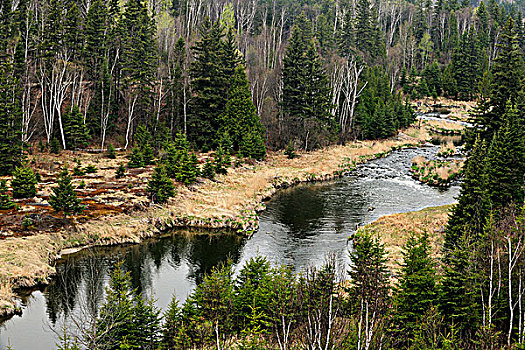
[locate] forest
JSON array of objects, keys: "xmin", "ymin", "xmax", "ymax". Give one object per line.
[{"xmin": 2, "ymin": 0, "xmax": 525, "ymax": 347}]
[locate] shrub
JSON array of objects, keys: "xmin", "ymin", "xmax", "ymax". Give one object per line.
[
  {"xmin": 202, "ymin": 158, "xmax": 215, "ymax": 179},
  {"xmin": 11, "ymin": 165, "xmax": 38, "ymax": 199},
  {"xmin": 106, "ymin": 144, "xmax": 116, "ymax": 159},
  {"xmin": 50, "ymin": 138, "xmax": 60, "ymax": 154},
  {"xmin": 128, "ymin": 147, "xmax": 144, "ymax": 168},
  {"xmin": 147, "ymin": 165, "xmax": 175, "ymax": 204},
  {"xmin": 116, "ymin": 163, "xmax": 126, "ymax": 179},
  {"xmin": 48, "ymin": 167, "xmax": 84, "ymax": 217},
  {"xmin": 84, "ymin": 164, "xmax": 98, "ymax": 174},
  {"xmin": 0, "ymin": 179, "xmax": 15, "ymax": 210},
  {"xmin": 284, "ymin": 141, "xmax": 297, "ymax": 159}
]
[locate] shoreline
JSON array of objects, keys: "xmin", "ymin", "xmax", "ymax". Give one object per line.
[{"xmin": 0, "ymin": 127, "xmax": 430, "ymax": 319}]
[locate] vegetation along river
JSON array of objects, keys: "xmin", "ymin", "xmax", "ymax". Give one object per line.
[{"xmin": 0, "ymin": 145, "xmax": 460, "ymax": 350}]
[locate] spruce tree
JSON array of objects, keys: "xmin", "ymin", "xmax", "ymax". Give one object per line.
[
  {"xmin": 484, "ymin": 103, "xmax": 525, "ymax": 210},
  {"xmin": 281, "ymin": 14, "xmax": 334, "ymax": 150},
  {"xmin": 11, "ymin": 165, "xmax": 37, "ymax": 199},
  {"xmin": 0, "ymin": 63, "xmax": 23, "ymax": 175},
  {"xmin": 451, "ymin": 27, "xmax": 481, "ymax": 100},
  {"xmin": 63, "ymin": 106, "xmax": 89, "ymax": 150},
  {"xmin": 392, "ymin": 232, "xmax": 439, "ymax": 344},
  {"xmin": 128, "ymin": 147, "xmax": 144, "ymax": 168},
  {"xmin": 188, "ymin": 18, "xmax": 235, "ymax": 149},
  {"xmin": 220, "ymin": 65, "xmax": 265, "ymax": 154},
  {"xmin": 115, "ymin": 163, "xmax": 126, "ymax": 179},
  {"xmin": 0, "ymin": 179, "xmax": 15, "ymax": 210},
  {"xmin": 202, "ymin": 158, "xmax": 215, "ymax": 179},
  {"xmin": 146, "ymin": 165, "xmax": 175, "ymax": 204},
  {"xmin": 48, "ymin": 167, "xmax": 84, "ymax": 217},
  {"xmin": 444, "ymin": 136, "xmax": 488, "ymax": 252}
]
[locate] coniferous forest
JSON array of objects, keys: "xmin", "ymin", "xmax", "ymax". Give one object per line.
[{"xmin": 3, "ymin": 0, "xmax": 525, "ymax": 348}]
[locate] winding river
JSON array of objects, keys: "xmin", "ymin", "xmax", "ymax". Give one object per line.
[{"xmin": 0, "ymin": 145, "xmax": 460, "ymax": 350}]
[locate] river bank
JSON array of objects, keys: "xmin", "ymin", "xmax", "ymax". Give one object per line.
[{"xmin": 0, "ymin": 125, "xmax": 436, "ymax": 319}]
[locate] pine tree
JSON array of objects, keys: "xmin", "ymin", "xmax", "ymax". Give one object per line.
[
  {"xmin": 220, "ymin": 65, "xmax": 265, "ymax": 153},
  {"xmin": 48, "ymin": 167, "xmax": 84, "ymax": 217},
  {"xmin": 188, "ymin": 18, "xmax": 235, "ymax": 149},
  {"xmin": 11, "ymin": 165, "xmax": 37, "ymax": 199},
  {"xmin": 392, "ymin": 232, "xmax": 439, "ymax": 344},
  {"xmin": 146, "ymin": 165, "xmax": 175, "ymax": 204},
  {"xmin": 63, "ymin": 106, "xmax": 89, "ymax": 150},
  {"xmin": 484, "ymin": 103, "xmax": 525, "ymax": 210},
  {"xmin": 451, "ymin": 27, "xmax": 481, "ymax": 100},
  {"xmin": 281, "ymin": 14, "xmax": 334, "ymax": 150},
  {"xmin": 0, "ymin": 179, "xmax": 15, "ymax": 210},
  {"xmin": 202, "ymin": 158, "xmax": 215, "ymax": 179},
  {"xmin": 444, "ymin": 136, "xmax": 488, "ymax": 252},
  {"xmin": 0, "ymin": 62, "xmax": 23, "ymax": 175},
  {"xmin": 96, "ymin": 263, "xmax": 162, "ymax": 349},
  {"xmin": 115, "ymin": 163, "xmax": 126, "ymax": 179},
  {"xmin": 107, "ymin": 144, "xmax": 116, "ymax": 159},
  {"xmin": 483, "ymin": 18, "xmax": 524, "ymax": 138},
  {"xmin": 128, "ymin": 147, "xmax": 144, "ymax": 168}
]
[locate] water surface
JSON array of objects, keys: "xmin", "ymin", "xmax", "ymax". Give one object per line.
[{"xmin": 0, "ymin": 146, "xmax": 460, "ymax": 350}]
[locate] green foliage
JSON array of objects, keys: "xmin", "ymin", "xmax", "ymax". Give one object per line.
[
  {"xmin": 116, "ymin": 163, "xmax": 126, "ymax": 179},
  {"xmin": 50, "ymin": 138, "xmax": 61, "ymax": 154},
  {"xmin": 0, "ymin": 62, "xmax": 23, "ymax": 176},
  {"xmin": 11, "ymin": 165, "xmax": 37, "ymax": 199},
  {"xmin": 202, "ymin": 158, "xmax": 215, "ymax": 179},
  {"xmin": 240, "ymin": 130, "xmax": 267, "ymax": 161},
  {"xmin": 84, "ymin": 164, "xmax": 98, "ymax": 174},
  {"xmin": 164, "ymin": 133, "xmax": 198, "ymax": 185},
  {"xmin": 95, "ymin": 263, "xmax": 161, "ymax": 349},
  {"xmin": 106, "ymin": 143, "xmax": 116, "ymax": 159},
  {"xmin": 0, "ymin": 179, "xmax": 15, "ymax": 210},
  {"xmin": 354, "ymin": 66, "xmax": 414, "ymax": 140},
  {"xmin": 63, "ymin": 106, "xmax": 89, "ymax": 150},
  {"xmin": 146, "ymin": 165, "xmax": 175, "ymax": 204},
  {"xmin": 127, "ymin": 147, "xmax": 144, "ymax": 168},
  {"xmin": 281, "ymin": 13, "xmax": 335, "ymax": 151},
  {"xmin": 214, "ymin": 146, "xmax": 228, "ymax": 175},
  {"xmin": 188, "ymin": 17, "xmax": 240, "ymax": 150},
  {"xmin": 142, "ymin": 142, "xmax": 155, "ymax": 165},
  {"xmin": 48, "ymin": 167, "xmax": 84, "ymax": 216},
  {"xmin": 392, "ymin": 232, "xmax": 438, "ymax": 344},
  {"xmin": 284, "ymin": 141, "xmax": 297, "ymax": 159}
]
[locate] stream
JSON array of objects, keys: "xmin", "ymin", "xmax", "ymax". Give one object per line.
[{"xmin": 0, "ymin": 145, "xmax": 460, "ymax": 350}]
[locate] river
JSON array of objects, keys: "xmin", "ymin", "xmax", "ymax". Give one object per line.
[{"xmin": 0, "ymin": 145, "xmax": 460, "ymax": 350}]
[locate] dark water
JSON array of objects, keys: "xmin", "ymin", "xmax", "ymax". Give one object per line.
[{"xmin": 0, "ymin": 146, "xmax": 460, "ymax": 350}]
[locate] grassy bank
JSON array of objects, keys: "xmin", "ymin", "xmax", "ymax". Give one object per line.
[
  {"xmin": 0, "ymin": 125, "xmax": 435, "ymax": 318},
  {"xmin": 355, "ymin": 204, "xmax": 452, "ymax": 270}
]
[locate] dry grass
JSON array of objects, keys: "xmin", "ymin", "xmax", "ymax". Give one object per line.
[
  {"xmin": 357, "ymin": 205, "xmax": 452, "ymax": 270},
  {"xmin": 0, "ymin": 126, "xmax": 431, "ymax": 318},
  {"xmin": 411, "ymin": 156, "xmax": 463, "ymax": 186},
  {"xmin": 437, "ymin": 141, "xmax": 456, "ymax": 157}
]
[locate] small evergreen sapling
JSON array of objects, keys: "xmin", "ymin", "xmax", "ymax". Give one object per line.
[
  {"xmin": 147, "ymin": 165, "xmax": 175, "ymax": 204},
  {"xmin": 48, "ymin": 167, "xmax": 84, "ymax": 217},
  {"xmin": 128, "ymin": 147, "xmax": 144, "ymax": 168},
  {"xmin": 284, "ymin": 141, "xmax": 297, "ymax": 159},
  {"xmin": 50, "ymin": 137, "xmax": 61, "ymax": 154},
  {"xmin": 11, "ymin": 165, "xmax": 38, "ymax": 199},
  {"xmin": 214, "ymin": 146, "xmax": 228, "ymax": 175},
  {"xmin": 106, "ymin": 143, "xmax": 116, "ymax": 159},
  {"xmin": 142, "ymin": 142, "xmax": 155, "ymax": 165},
  {"xmin": 116, "ymin": 163, "xmax": 126, "ymax": 179},
  {"xmin": 202, "ymin": 158, "xmax": 215, "ymax": 179},
  {"xmin": 0, "ymin": 179, "xmax": 15, "ymax": 210}
]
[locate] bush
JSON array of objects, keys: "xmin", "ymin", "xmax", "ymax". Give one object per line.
[
  {"xmin": 106, "ymin": 144, "xmax": 116, "ymax": 159},
  {"xmin": 116, "ymin": 163, "xmax": 126, "ymax": 179},
  {"xmin": 50, "ymin": 138, "xmax": 61, "ymax": 154},
  {"xmin": 214, "ymin": 146, "xmax": 228, "ymax": 175},
  {"xmin": 147, "ymin": 165, "xmax": 175, "ymax": 204},
  {"xmin": 84, "ymin": 164, "xmax": 98, "ymax": 174},
  {"xmin": 11, "ymin": 165, "xmax": 38, "ymax": 199},
  {"xmin": 142, "ymin": 142, "xmax": 155, "ymax": 165},
  {"xmin": 202, "ymin": 158, "xmax": 215, "ymax": 179},
  {"xmin": 0, "ymin": 179, "xmax": 15, "ymax": 210},
  {"xmin": 284, "ymin": 141, "xmax": 297, "ymax": 159},
  {"xmin": 128, "ymin": 147, "xmax": 144, "ymax": 168},
  {"xmin": 48, "ymin": 167, "xmax": 84, "ymax": 217}
]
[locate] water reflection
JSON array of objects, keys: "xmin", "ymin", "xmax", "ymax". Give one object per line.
[{"xmin": 1, "ymin": 146, "xmax": 460, "ymax": 350}]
